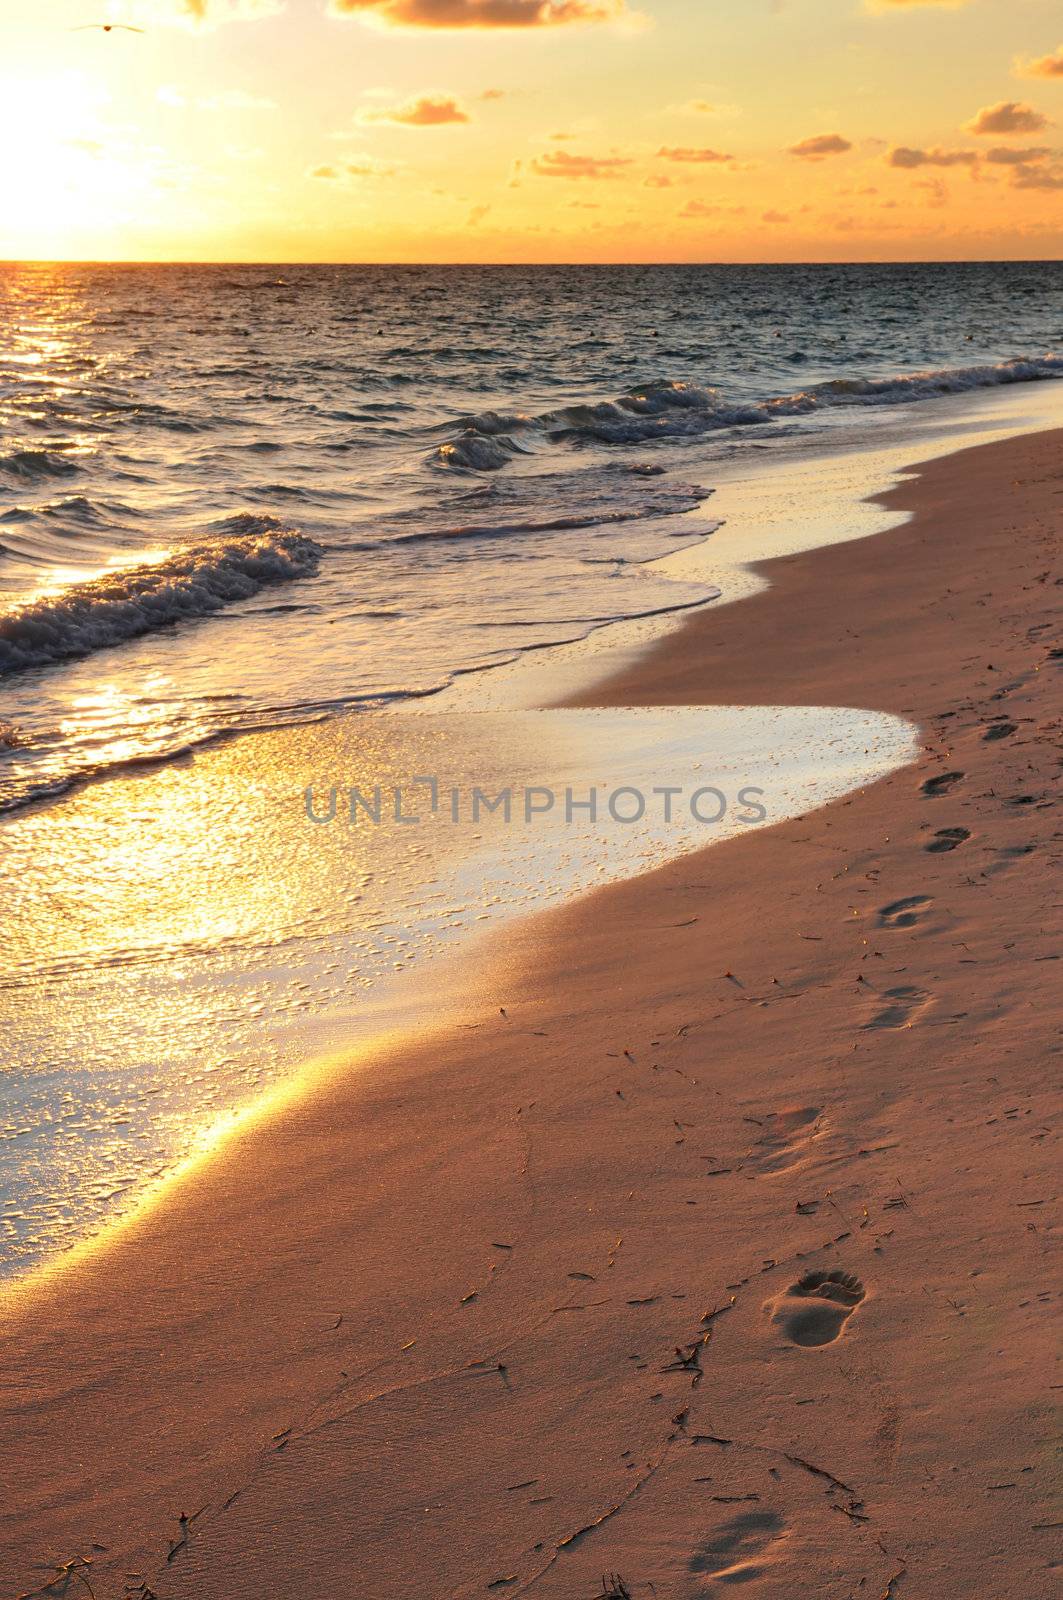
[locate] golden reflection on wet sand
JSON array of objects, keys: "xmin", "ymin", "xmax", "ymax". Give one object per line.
[{"xmin": 1, "ymin": 700, "xmax": 915, "ymax": 1274}]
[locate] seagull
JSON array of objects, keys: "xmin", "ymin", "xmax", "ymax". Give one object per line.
[{"xmin": 71, "ymin": 22, "xmax": 145, "ymax": 31}]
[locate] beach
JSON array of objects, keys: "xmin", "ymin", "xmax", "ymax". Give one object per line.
[{"xmin": 2, "ymin": 422, "xmax": 1059, "ymax": 1599}]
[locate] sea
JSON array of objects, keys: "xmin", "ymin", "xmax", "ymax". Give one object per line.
[
  {"xmin": 2, "ymin": 260, "xmax": 1062, "ymax": 1274},
  {"xmin": 2, "ymin": 260, "xmax": 1062, "ymax": 812}
]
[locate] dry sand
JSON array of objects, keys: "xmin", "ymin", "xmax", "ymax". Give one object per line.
[{"xmin": 2, "ymin": 427, "xmax": 1060, "ymax": 1600}]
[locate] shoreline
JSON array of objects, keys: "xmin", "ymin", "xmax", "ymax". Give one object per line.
[{"xmin": 2, "ymin": 425, "xmax": 1060, "ymax": 1599}]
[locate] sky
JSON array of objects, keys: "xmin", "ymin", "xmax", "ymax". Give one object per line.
[{"xmin": 1, "ymin": 0, "xmax": 1062, "ymax": 261}]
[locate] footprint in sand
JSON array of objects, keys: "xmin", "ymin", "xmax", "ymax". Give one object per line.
[
  {"xmin": 765, "ymin": 1270, "xmax": 866, "ymax": 1348},
  {"xmin": 749, "ymin": 1106, "xmax": 823, "ymax": 1175},
  {"xmin": 986, "ymin": 843, "xmax": 1037, "ymax": 877},
  {"xmin": 877, "ymin": 895, "xmax": 933, "ymax": 929},
  {"xmin": 983, "ymin": 721, "xmax": 1016, "ymax": 742},
  {"xmin": 690, "ymin": 1510, "xmax": 786, "ymax": 1586},
  {"xmin": 921, "ymin": 770, "xmax": 964, "ymax": 797},
  {"xmin": 925, "ymin": 827, "xmax": 970, "ymax": 854},
  {"xmin": 865, "ymin": 984, "xmax": 931, "ymax": 1029}
]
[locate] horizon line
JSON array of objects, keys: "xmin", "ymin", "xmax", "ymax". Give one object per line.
[{"xmin": 2, "ymin": 256, "xmax": 1062, "ymax": 269}]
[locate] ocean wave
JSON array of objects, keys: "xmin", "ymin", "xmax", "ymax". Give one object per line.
[
  {"xmin": 39, "ymin": 495, "xmax": 126, "ymax": 527},
  {"xmin": 450, "ymin": 409, "xmax": 533, "ymax": 436},
  {"xmin": 433, "ymin": 354, "xmax": 1063, "ymax": 466},
  {"xmin": 760, "ymin": 356, "xmax": 1063, "ymax": 417},
  {"xmin": 431, "ymin": 432, "xmax": 528, "ymax": 471},
  {"xmin": 389, "ymin": 482, "xmax": 712, "ymax": 545},
  {"xmin": 547, "ymin": 383, "xmax": 766, "ymax": 444},
  {"xmin": 0, "ymin": 448, "xmax": 82, "ymax": 482},
  {"xmin": 809, "ymin": 354, "xmax": 1063, "ymax": 403},
  {"xmin": 0, "ymin": 515, "xmax": 322, "ymax": 676}
]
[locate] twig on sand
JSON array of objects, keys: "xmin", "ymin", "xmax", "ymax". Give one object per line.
[
  {"xmin": 701, "ymin": 1297, "xmax": 736, "ymax": 1326},
  {"xmin": 19, "ymin": 1557, "xmax": 98, "ymax": 1600},
  {"xmin": 594, "ymin": 1577, "xmax": 632, "ymax": 1599},
  {"xmin": 165, "ymin": 1506, "xmax": 204, "ymax": 1564},
  {"xmin": 879, "ymin": 1552, "xmax": 907, "ymax": 1598},
  {"xmin": 783, "ymin": 1451, "xmax": 857, "ymax": 1497},
  {"xmin": 662, "ymin": 1335, "xmax": 709, "ymax": 1386}
]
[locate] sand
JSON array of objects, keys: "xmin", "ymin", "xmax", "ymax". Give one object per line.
[{"xmin": 2, "ymin": 427, "xmax": 1060, "ymax": 1600}]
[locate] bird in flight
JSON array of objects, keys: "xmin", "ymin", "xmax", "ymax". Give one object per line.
[{"xmin": 71, "ymin": 22, "xmax": 145, "ymax": 31}]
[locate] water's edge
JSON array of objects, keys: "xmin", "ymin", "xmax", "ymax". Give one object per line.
[{"xmin": 13, "ymin": 381, "xmax": 1063, "ymax": 1282}]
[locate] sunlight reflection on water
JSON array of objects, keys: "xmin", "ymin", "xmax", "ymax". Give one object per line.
[{"xmin": 0, "ymin": 700, "xmax": 916, "ymax": 1275}]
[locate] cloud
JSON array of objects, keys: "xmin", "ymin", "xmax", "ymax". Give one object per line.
[
  {"xmin": 167, "ymin": 0, "xmax": 284, "ymax": 24},
  {"xmin": 762, "ymin": 209, "xmax": 789, "ymax": 222},
  {"xmin": 328, "ymin": 0, "xmax": 627, "ymax": 29},
  {"xmin": 788, "ymin": 133, "xmax": 852, "ymax": 159},
  {"xmin": 964, "ymin": 101, "xmax": 1049, "ymax": 136},
  {"xmin": 345, "ymin": 154, "xmax": 399, "ymax": 174},
  {"xmin": 887, "ymin": 145, "xmax": 977, "ymax": 167},
  {"xmin": 361, "ymin": 94, "xmax": 469, "ymax": 125},
  {"xmin": 984, "ymin": 145, "xmax": 1053, "ymax": 165},
  {"xmin": 530, "ymin": 149, "xmax": 633, "ymax": 177},
  {"xmin": 480, "ymin": 88, "xmax": 506, "ymax": 100},
  {"xmin": 665, "ymin": 96, "xmax": 742, "ymax": 120},
  {"xmin": 915, "ymin": 177, "xmax": 947, "ymax": 206},
  {"xmin": 1009, "ymin": 163, "xmax": 1063, "ymax": 190},
  {"xmin": 467, "ymin": 203, "xmax": 491, "ymax": 224},
  {"xmin": 1015, "ymin": 45, "xmax": 1063, "ymax": 80},
  {"xmin": 679, "ymin": 198, "xmax": 746, "ymax": 218},
  {"xmin": 656, "ymin": 146, "xmax": 734, "ymax": 163},
  {"xmin": 310, "ymin": 154, "xmax": 397, "ymax": 177},
  {"xmin": 644, "ymin": 174, "xmax": 672, "ymax": 187}
]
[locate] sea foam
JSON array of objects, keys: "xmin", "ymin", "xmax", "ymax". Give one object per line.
[
  {"xmin": 433, "ymin": 355, "xmax": 1063, "ymax": 466},
  {"xmin": 0, "ymin": 515, "xmax": 322, "ymax": 675}
]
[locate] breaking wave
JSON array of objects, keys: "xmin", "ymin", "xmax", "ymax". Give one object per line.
[
  {"xmin": 0, "ymin": 515, "xmax": 322, "ymax": 675},
  {"xmin": 434, "ymin": 354, "xmax": 1063, "ymax": 466}
]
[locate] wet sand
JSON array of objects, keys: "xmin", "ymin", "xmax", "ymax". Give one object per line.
[{"xmin": 2, "ymin": 427, "xmax": 1060, "ymax": 1600}]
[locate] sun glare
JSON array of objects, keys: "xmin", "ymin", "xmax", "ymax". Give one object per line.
[{"xmin": 0, "ymin": 72, "xmax": 151, "ymax": 258}]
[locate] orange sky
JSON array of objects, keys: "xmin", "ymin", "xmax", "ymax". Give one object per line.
[{"xmin": 1, "ymin": 0, "xmax": 1062, "ymax": 261}]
